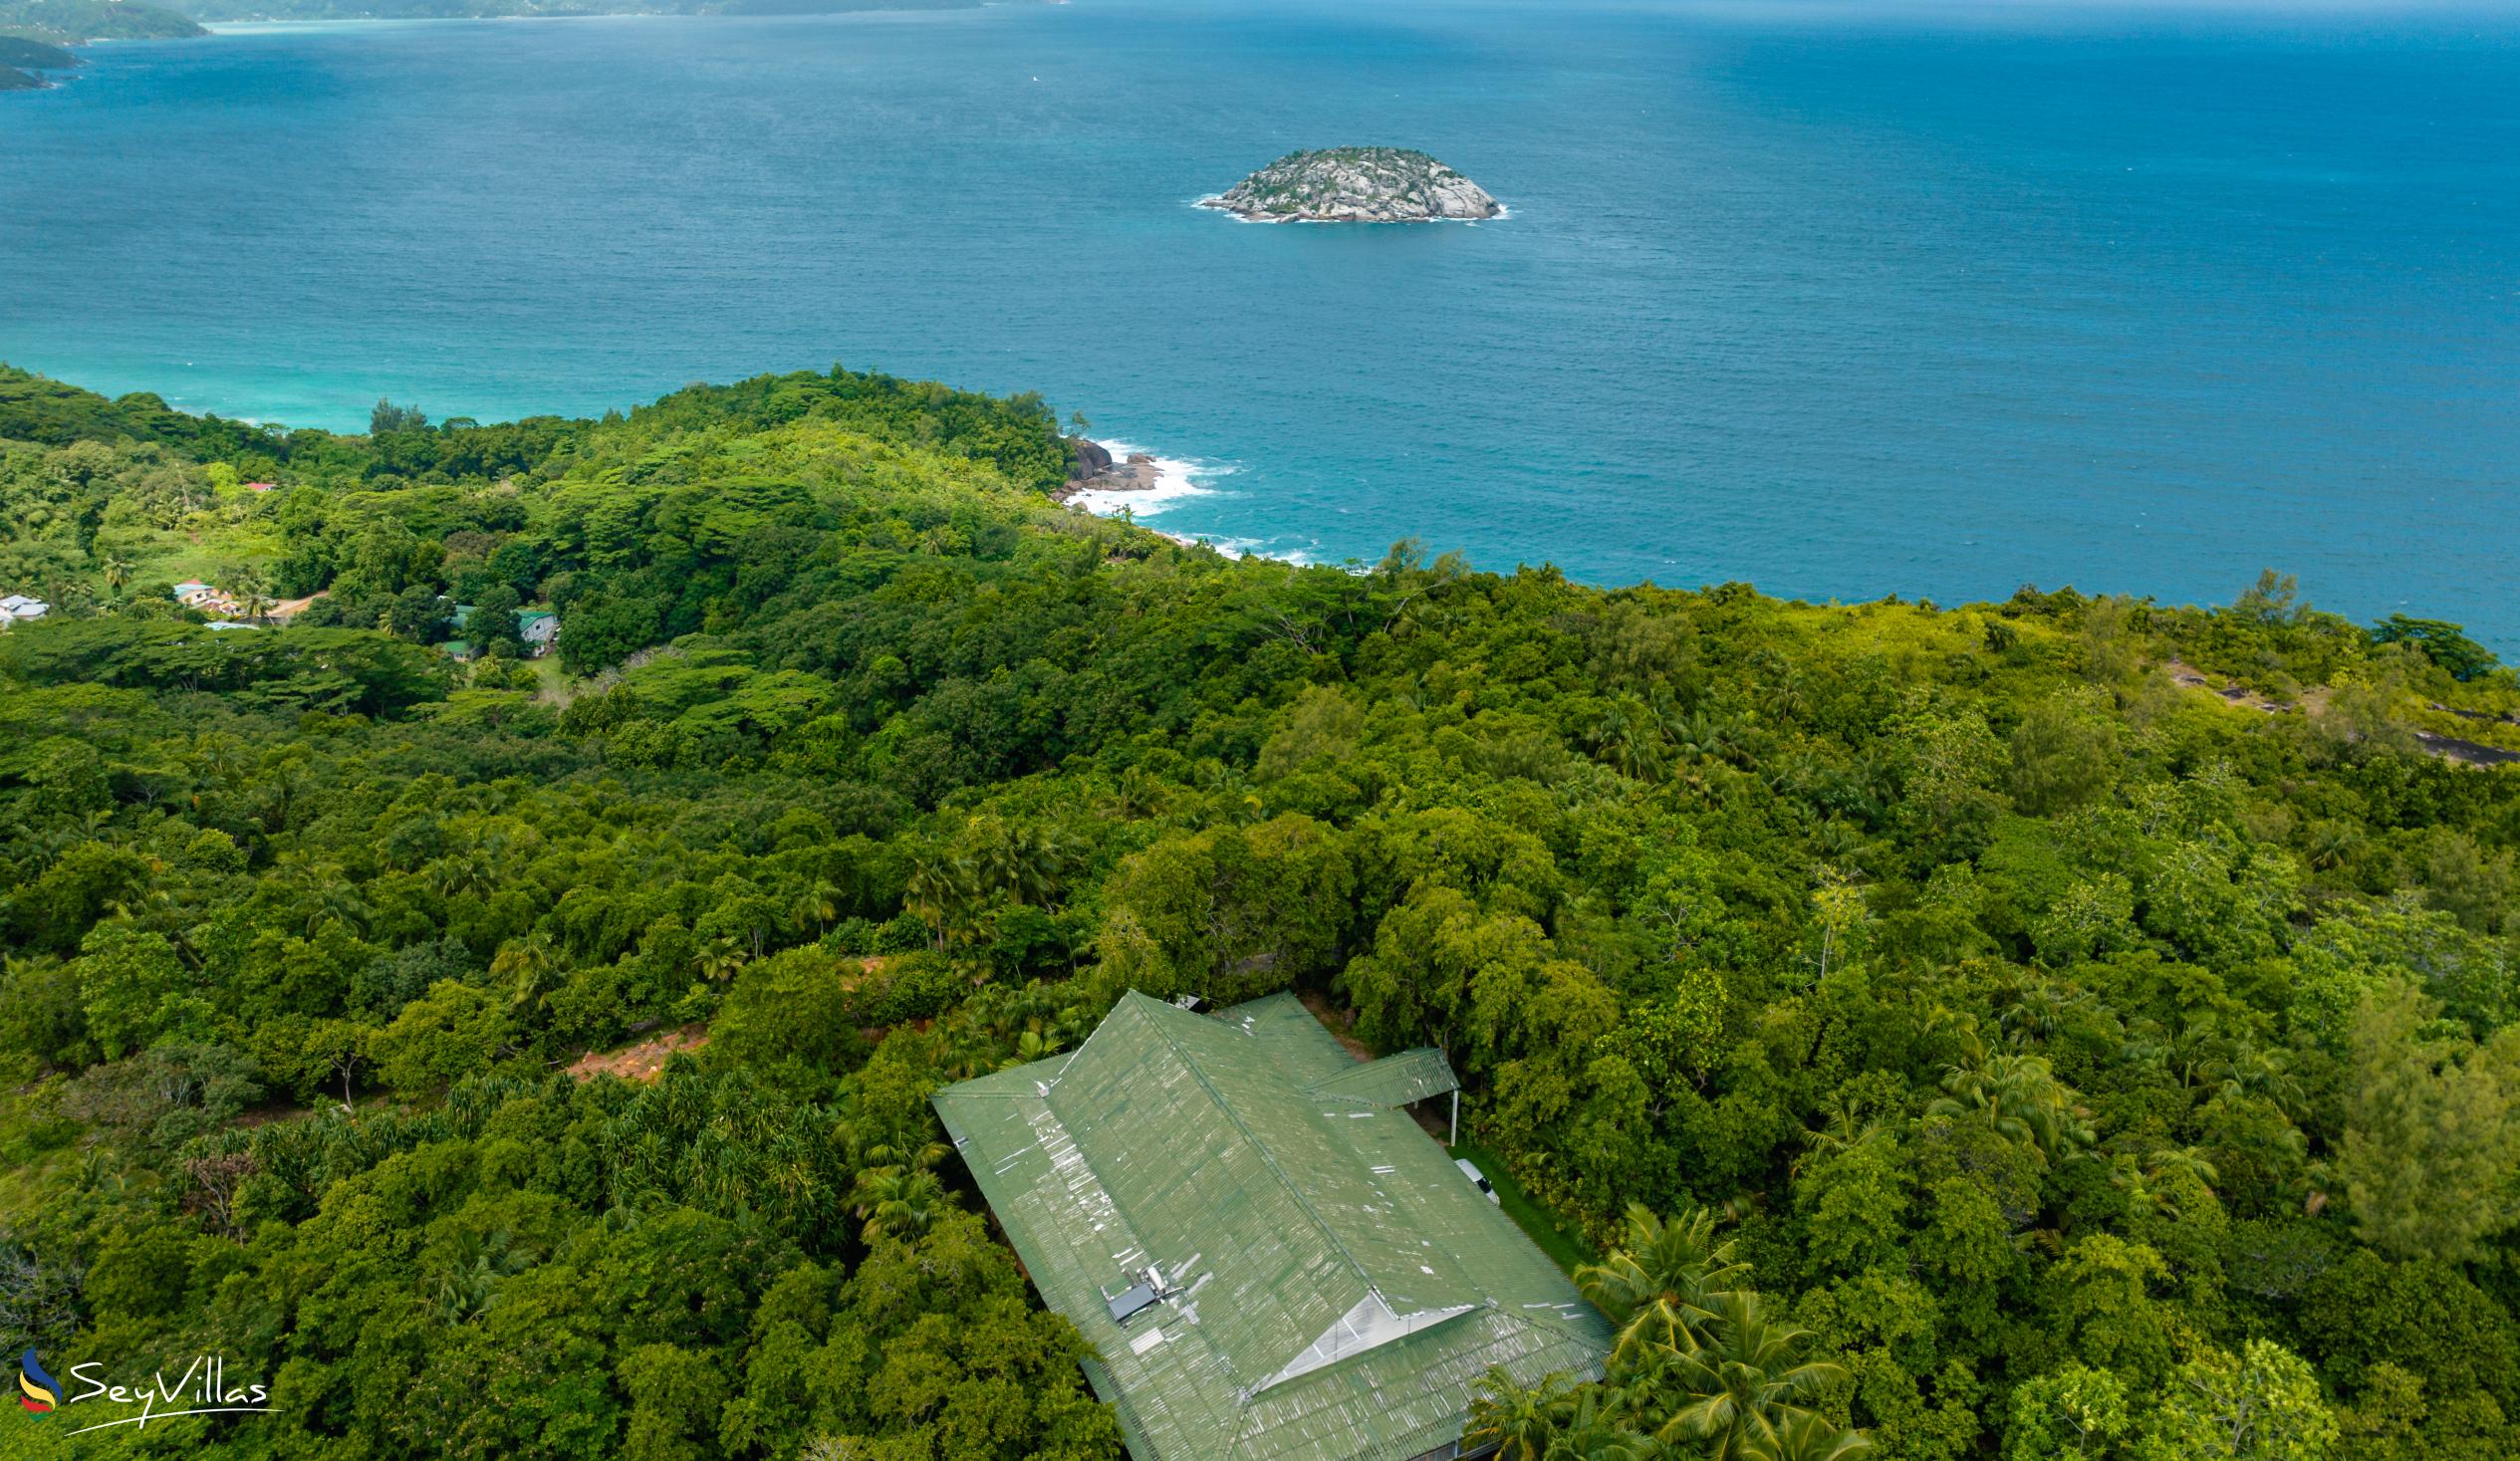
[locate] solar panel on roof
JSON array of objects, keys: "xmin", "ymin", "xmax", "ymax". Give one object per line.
[{"xmin": 1108, "ymin": 1282, "xmax": 1159, "ymax": 1325}]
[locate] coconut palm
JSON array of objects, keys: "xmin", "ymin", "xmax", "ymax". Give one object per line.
[
  {"xmin": 1748, "ymin": 1410, "xmax": 1873, "ymax": 1461},
  {"xmin": 1550, "ymin": 1388, "xmax": 1665, "ymax": 1461},
  {"xmin": 797, "ymin": 879, "xmax": 844, "ymax": 936},
  {"xmin": 218, "ymin": 563, "xmax": 273, "ymax": 622},
  {"xmin": 100, "ymin": 555, "xmax": 133, "ymax": 602},
  {"xmin": 903, "ymin": 848, "xmax": 975, "ymax": 950},
  {"xmin": 1465, "ymin": 1366, "xmax": 1577, "ymax": 1461},
  {"xmin": 1790, "ymin": 1095, "xmax": 1889, "ymax": 1178},
  {"xmin": 1646, "ymin": 1292, "xmax": 1847, "ymax": 1459},
  {"xmin": 491, "ymin": 929, "xmax": 564, "ymax": 1009},
  {"xmin": 1576, "ymin": 1203, "xmax": 1749, "ymax": 1361}
]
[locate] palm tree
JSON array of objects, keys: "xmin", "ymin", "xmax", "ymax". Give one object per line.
[
  {"xmin": 429, "ymin": 853, "xmax": 495, "ymax": 901},
  {"xmin": 217, "ymin": 563, "xmax": 273, "ymax": 622},
  {"xmin": 1647, "ymin": 1292, "xmax": 1847, "ymax": 1459},
  {"xmin": 1747, "ymin": 1410, "xmax": 1873, "ymax": 1461},
  {"xmin": 987, "ymin": 822, "xmax": 1078, "ymax": 908},
  {"xmin": 2210, "ymin": 1042, "xmax": 2305, "ymax": 1118},
  {"xmin": 1587, "ymin": 696, "xmax": 1668, "ymax": 784},
  {"xmin": 2302, "ymin": 820, "xmax": 2364, "ymax": 872},
  {"xmin": 1551, "ymin": 1388, "xmax": 1664, "ymax": 1460},
  {"xmin": 1577, "ymin": 1204, "xmax": 1749, "ymax": 1362},
  {"xmin": 1465, "ymin": 1366, "xmax": 1577, "ymax": 1461},
  {"xmin": 100, "ymin": 555, "xmax": 132, "ymax": 602},
  {"xmin": 694, "ymin": 935, "xmax": 747, "ymax": 982},
  {"xmin": 851, "ymin": 1165, "xmax": 944, "ymax": 1244},
  {"xmin": 1098, "ymin": 766, "xmax": 1169, "ymax": 822},
  {"xmin": 491, "ymin": 930, "xmax": 564, "ymax": 1009},
  {"xmin": 1997, "ymin": 979, "xmax": 2090, "ymax": 1049},
  {"xmin": 1791, "ymin": 1096, "xmax": 1888, "ymax": 1178},
  {"xmin": 903, "ymin": 848, "xmax": 975, "ymax": 950},
  {"xmin": 797, "ymin": 879, "xmax": 843, "ymax": 937},
  {"xmin": 1758, "ymin": 674, "xmax": 1810, "ymax": 723},
  {"xmin": 297, "ymin": 868, "xmax": 373, "ymax": 938},
  {"xmin": 1925, "ymin": 1047, "xmax": 2095, "ymax": 1165},
  {"xmin": 996, "ymin": 1028, "xmax": 1066, "ymax": 1071},
  {"xmin": 2145, "ymin": 1145, "xmax": 2220, "ymax": 1190}
]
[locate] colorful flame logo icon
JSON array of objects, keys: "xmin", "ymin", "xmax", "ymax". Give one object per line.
[{"xmin": 18, "ymin": 1349, "xmax": 58, "ymax": 1415}]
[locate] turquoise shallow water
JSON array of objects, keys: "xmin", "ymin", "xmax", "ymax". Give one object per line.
[{"xmin": 4, "ymin": 1, "xmax": 2516, "ymax": 646}]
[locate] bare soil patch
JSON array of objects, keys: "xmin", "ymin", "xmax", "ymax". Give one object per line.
[{"xmin": 568, "ymin": 1024, "xmax": 709, "ymax": 1083}]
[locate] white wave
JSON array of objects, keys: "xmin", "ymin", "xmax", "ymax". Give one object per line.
[
  {"xmin": 1065, "ymin": 439, "xmax": 1318, "ymax": 564},
  {"xmin": 1067, "ymin": 439, "xmax": 1235, "ymax": 519}
]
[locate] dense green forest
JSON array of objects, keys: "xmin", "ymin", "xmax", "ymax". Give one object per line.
[{"xmin": 1, "ymin": 362, "xmax": 2516, "ymax": 1459}]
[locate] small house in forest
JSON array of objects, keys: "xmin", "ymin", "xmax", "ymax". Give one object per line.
[
  {"xmin": 443, "ymin": 605, "xmax": 561, "ymax": 659},
  {"xmin": 932, "ymin": 991, "xmax": 1610, "ymax": 1461},
  {"xmin": 518, "ymin": 609, "xmax": 559, "ymax": 654}
]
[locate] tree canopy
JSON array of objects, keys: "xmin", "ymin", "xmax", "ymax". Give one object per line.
[{"xmin": 1, "ymin": 363, "xmax": 2516, "ymax": 1458}]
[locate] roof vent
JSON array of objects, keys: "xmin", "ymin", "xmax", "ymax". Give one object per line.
[
  {"xmin": 1105, "ymin": 1260, "xmax": 1184, "ymax": 1325},
  {"xmin": 1107, "ymin": 1283, "xmax": 1159, "ymax": 1325}
]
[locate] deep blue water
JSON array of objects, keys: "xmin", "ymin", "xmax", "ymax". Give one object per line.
[{"xmin": 5, "ymin": 1, "xmax": 2517, "ymax": 645}]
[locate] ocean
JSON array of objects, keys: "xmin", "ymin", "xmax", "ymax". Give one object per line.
[{"xmin": 4, "ymin": 0, "xmax": 2515, "ymax": 646}]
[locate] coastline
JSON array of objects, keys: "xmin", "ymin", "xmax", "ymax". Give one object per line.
[{"xmin": 1056, "ymin": 438, "xmax": 1258, "ymax": 559}]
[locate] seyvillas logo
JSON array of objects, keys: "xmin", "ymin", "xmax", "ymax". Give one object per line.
[
  {"xmin": 14, "ymin": 1352, "xmax": 275, "ymax": 1435},
  {"xmin": 18, "ymin": 1350, "xmax": 58, "ymax": 1415}
]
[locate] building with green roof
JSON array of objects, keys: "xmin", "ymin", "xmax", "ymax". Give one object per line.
[{"xmin": 931, "ymin": 991, "xmax": 1612, "ymax": 1461}]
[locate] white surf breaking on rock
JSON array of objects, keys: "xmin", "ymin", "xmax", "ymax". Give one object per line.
[
  {"xmin": 1065, "ymin": 439, "xmax": 1317, "ymax": 565},
  {"xmin": 1066, "ymin": 439, "xmax": 1224, "ymax": 517}
]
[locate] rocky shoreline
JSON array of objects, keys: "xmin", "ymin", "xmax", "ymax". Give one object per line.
[{"xmin": 1052, "ymin": 436, "xmax": 1164, "ymax": 505}]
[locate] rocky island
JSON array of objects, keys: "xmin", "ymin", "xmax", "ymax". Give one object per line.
[{"xmin": 1199, "ymin": 147, "xmax": 1502, "ymax": 223}]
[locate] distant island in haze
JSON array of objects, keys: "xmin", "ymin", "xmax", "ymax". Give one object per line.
[
  {"xmin": 0, "ymin": 0, "xmax": 198, "ymax": 87},
  {"xmin": 175, "ymin": 0, "xmax": 979, "ymax": 19},
  {"xmin": 1201, "ymin": 147, "xmax": 1503, "ymax": 223},
  {"xmin": 0, "ymin": 0, "xmax": 977, "ymax": 50}
]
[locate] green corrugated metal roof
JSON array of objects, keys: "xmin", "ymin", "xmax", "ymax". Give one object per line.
[
  {"xmin": 1307, "ymin": 1047, "xmax": 1460, "ymax": 1108},
  {"xmin": 933, "ymin": 991, "xmax": 1610, "ymax": 1461}
]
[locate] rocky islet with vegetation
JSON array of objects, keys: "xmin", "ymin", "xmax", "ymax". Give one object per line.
[{"xmin": 1202, "ymin": 146, "xmax": 1503, "ymax": 223}]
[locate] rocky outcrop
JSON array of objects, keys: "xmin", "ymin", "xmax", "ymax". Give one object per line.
[
  {"xmin": 1200, "ymin": 147, "xmax": 1501, "ymax": 224},
  {"xmin": 1053, "ymin": 441, "xmax": 1161, "ymax": 505},
  {"xmin": 1067, "ymin": 435, "xmax": 1113, "ymax": 482}
]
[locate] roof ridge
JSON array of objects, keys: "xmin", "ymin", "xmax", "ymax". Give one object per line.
[
  {"xmin": 1123, "ymin": 994, "xmax": 1383, "ymax": 1313},
  {"xmin": 1484, "ymin": 1299, "xmax": 1604, "ymax": 1347}
]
